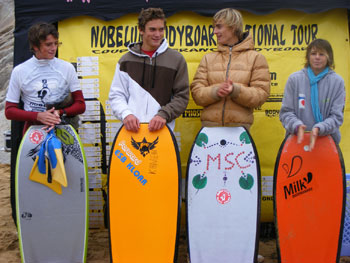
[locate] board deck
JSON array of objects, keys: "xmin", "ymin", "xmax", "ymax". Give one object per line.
[
  {"xmin": 16, "ymin": 125, "xmax": 89, "ymax": 263},
  {"xmin": 274, "ymin": 134, "xmax": 345, "ymax": 263},
  {"xmin": 108, "ymin": 123, "xmax": 181, "ymax": 263},
  {"xmin": 186, "ymin": 126, "xmax": 261, "ymax": 263}
]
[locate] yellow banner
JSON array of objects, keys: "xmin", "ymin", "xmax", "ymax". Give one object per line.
[{"xmin": 59, "ymin": 9, "xmax": 349, "ymax": 224}]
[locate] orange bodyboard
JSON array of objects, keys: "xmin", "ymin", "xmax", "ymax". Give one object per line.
[
  {"xmin": 274, "ymin": 134, "xmax": 345, "ymax": 263},
  {"xmin": 108, "ymin": 124, "xmax": 181, "ymax": 262}
]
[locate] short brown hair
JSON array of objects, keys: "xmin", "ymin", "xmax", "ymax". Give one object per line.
[
  {"xmin": 305, "ymin": 39, "xmax": 335, "ymax": 69},
  {"xmin": 213, "ymin": 8, "xmax": 243, "ymax": 40},
  {"xmin": 138, "ymin": 8, "xmax": 166, "ymax": 31},
  {"xmin": 28, "ymin": 22, "xmax": 58, "ymax": 52}
]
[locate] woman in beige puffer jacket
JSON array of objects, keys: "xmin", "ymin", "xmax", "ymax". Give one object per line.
[{"xmin": 190, "ymin": 8, "xmax": 270, "ymax": 129}]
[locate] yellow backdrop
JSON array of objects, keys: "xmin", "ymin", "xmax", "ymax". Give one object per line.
[{"xmin": 58, "ymin": 9, "xmax": 349, "ymax": 225}]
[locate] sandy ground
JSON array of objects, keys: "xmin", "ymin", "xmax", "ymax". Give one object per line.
[{"xmin": 0, "ymin": 163, "xmax": 349, "ymax": 263}]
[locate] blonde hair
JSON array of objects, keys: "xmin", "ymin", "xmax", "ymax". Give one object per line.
[{"xmin": 213, "ymin": 8, "xmax": 243, "ymax": 39}]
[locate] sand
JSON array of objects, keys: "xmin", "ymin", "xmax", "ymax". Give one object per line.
[{"xmin": 0, "ymin": 163, "xmax": 349, "ymax": 263}]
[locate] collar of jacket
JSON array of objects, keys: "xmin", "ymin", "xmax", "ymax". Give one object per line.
[
  {"xmin": 127, "ymin": 38, "xmax": 169, "ymax": 57},
  {"xmin": 217, "ymin": 32, "xmax": 254, "ymax": 53},
  {"xmin": 32, "ymin": 55, "xmax": 56, "ymax": 67},
  {"xmin": 301, "ymin": 67, "xmax": 334, "ymax": 78}
]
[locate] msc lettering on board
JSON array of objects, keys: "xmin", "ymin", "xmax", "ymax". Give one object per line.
[{"xmin": 206, "ymin": 152, "xmax": 251, "ymax": 171}]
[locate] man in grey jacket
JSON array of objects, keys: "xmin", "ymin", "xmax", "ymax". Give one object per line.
[{"xmin": 109, "ymin": 7, "xmax": 189, "ymax": 132}]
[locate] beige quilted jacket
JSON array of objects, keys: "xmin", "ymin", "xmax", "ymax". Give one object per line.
[{"xmin": 190, "ymin": 33, "xmax": 270, "ymax": 129}]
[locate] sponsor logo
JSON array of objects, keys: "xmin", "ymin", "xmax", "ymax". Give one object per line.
[
  {"xmin": 298, "ymin": 93, "xmax": 306, "ymax": 109},
  {"xmin": 282, "ymin": 155, "xmax": 313, "ymax": 199},
  {"xmin": 56, "ymin": 128, "xmax": 74, "ymax": 145},
  {"xmin": 114, "ymin": 148, "xmax": 147, "ymax": 186},
  {"xmin": 283, "ymin": 172, "xmax": 313, "ymax": 199},
  {"xmin": 66, "ymin": 0, "xmax": 91, "ymax": 3},
  {"xmin": 21, "ymin": 212, "xmax": 32, "ymax": 220},
  {"xmin": 29, "ymin": 130, "xmax": 44, "ymax": 144},
  {"xmin": 131, "ymin": 136, "xmax": 158, "ymax": 157},
  {"xmin": 216, "ymin": 189, "xmax": 231, "ymax": 204},
  {"xmin": 37, "ymin": 79, "xmax": 49, "ymax": 103},
  {"xmin": 118, "ymin": 140, "xmax": 142, "ymax": 165},
  {"xmin": 80, "ymin": 177, "xmax": 85, "ymax": 192},
  {"xmin": 262, "ymin": 196, "xmax": 273, "ymax": 201},
  {"xmin": 265, "ymin": 109, "xmax": 280, "ymax": 117},
  {"xmin": 182, "ymin": 109, "xmax": 202, "ymax": 118}
]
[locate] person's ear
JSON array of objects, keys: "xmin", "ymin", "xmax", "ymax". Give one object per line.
[
  {"xmin": 139, "ymin": 27, "xmax": 144, "ymax": 37},
  {"xmin": 32, "ymin": 45, "xmax": 40, "ymax": 53}
]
